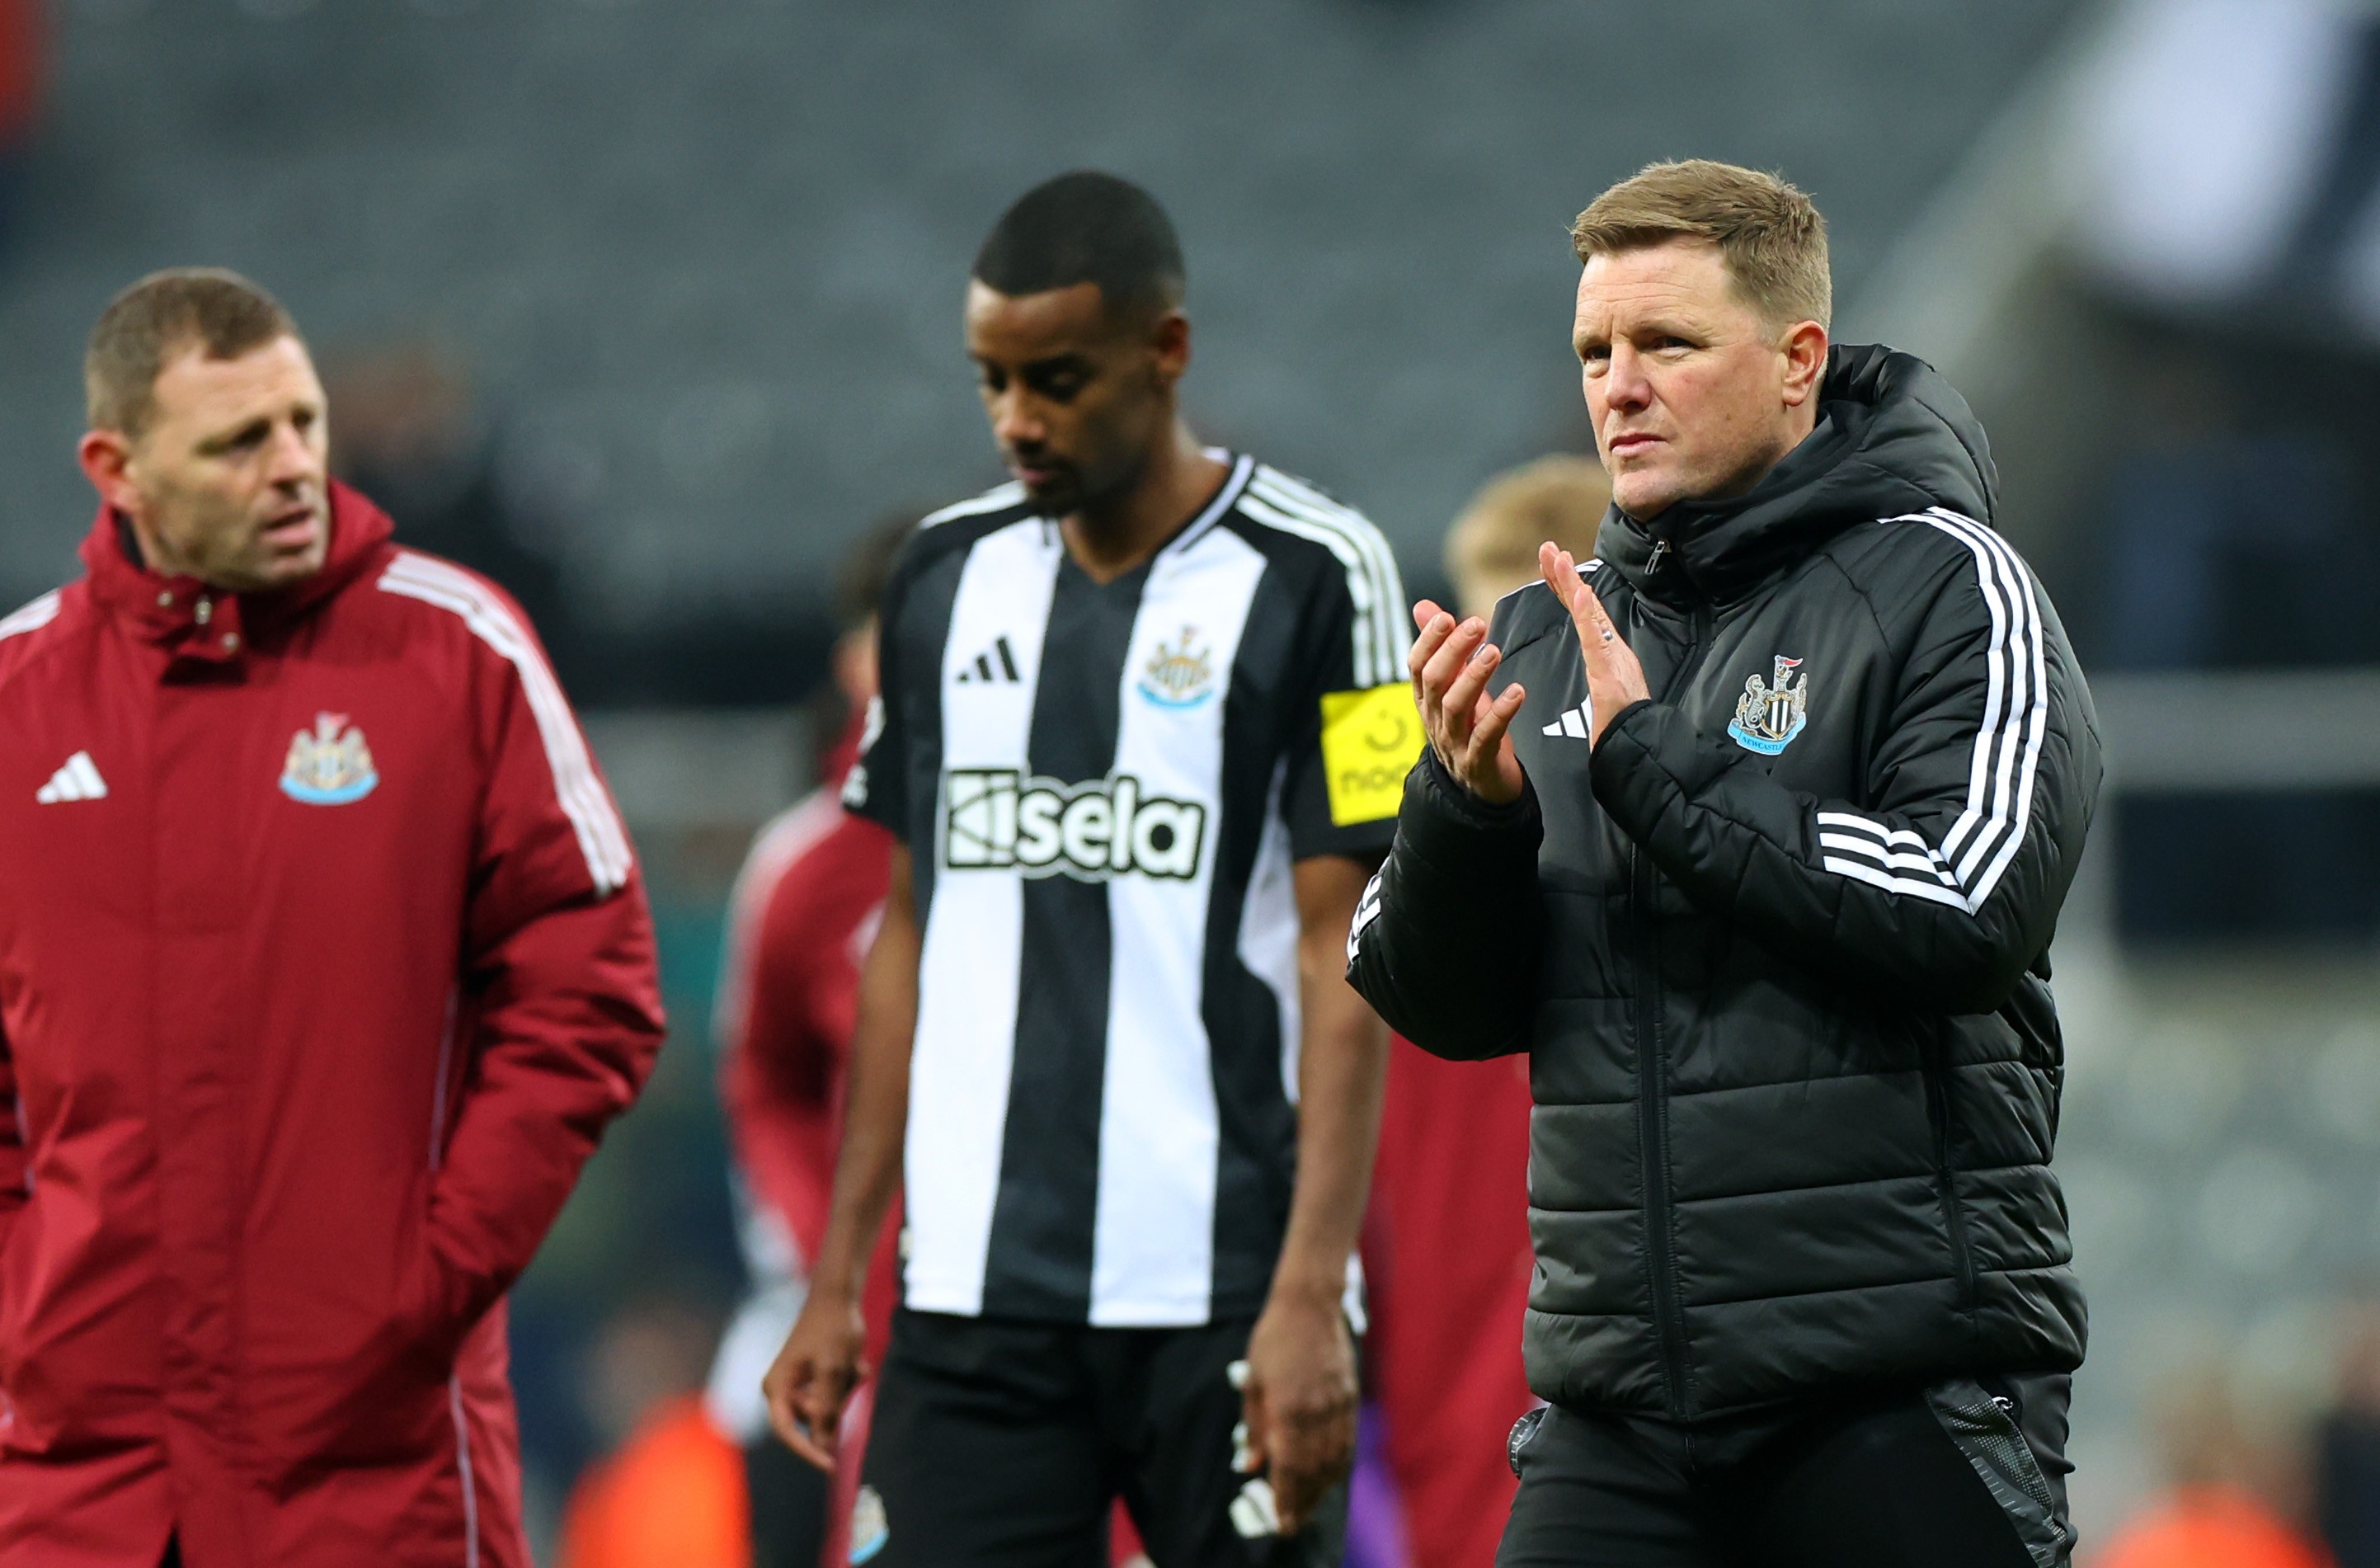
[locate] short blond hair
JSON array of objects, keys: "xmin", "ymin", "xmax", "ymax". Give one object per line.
[
  {"xmin": 1570, "ymin": 159, "xmax": 1830, "ymax": 332},
  {"xmin": 86, "ymin": 268, "xmax": 298, "ymax": 438},
  {"xmin": 1446, "ymin": 454, "xmax": 1612, "ymax": 620}
]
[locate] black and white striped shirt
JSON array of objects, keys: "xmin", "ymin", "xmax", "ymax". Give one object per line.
[{"xmin": 844, "ymin": 453, "xmax": 1412, "ymax": 1325}]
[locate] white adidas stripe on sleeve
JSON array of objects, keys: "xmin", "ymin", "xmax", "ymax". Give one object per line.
[
  {"xmin": 714, "ymin": 789, "xmax": 846, "ymax": 1053},
  {"xmin": 1242, "ymin": 468, "xmax": 1405, "ymax": 690},
  {"xmin": 0, "ymin": 591, "xmax": 61, "ymax": 643},
  {"xmin": 1347, "ymin": 867, "xmax": 1386, "ymax": 964},
  {"xmin": 377, "ymin": 553, "xmax": 635, "ymax": 897},
  {"xmin": 1814, "ymin": 509, "xmax": 2048, "ymax": 916}
]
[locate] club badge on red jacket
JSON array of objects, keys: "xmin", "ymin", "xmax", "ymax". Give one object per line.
[{"xmin": 280, "ymin": 711, "xmax": 380, "ymax": 804}]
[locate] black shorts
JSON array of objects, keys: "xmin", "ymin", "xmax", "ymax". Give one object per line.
[
  {"xmin": 855, "ymin": 1307, "xmax": 1346, "ymax": 1567},
  {"xmin": 1498, "ymin": 1373, "xmax": 2075, "ymax": 1568}
]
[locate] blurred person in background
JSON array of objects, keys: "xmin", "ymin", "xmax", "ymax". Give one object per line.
[
  {"xmin": 557, "ymin": 1297, "xmax": 746, "ymax": 1568},
  {"xmin": 703, "ymin": 516, "xmax": 911, "ymax": 1567},
  {"xmin": 1441, "ymin": 454, "xmax": 1610, "ymax": 614},
  {"xmin": 1352, "ymin": 160, "xmax": 2098, "ymax": 1566},
  {"xmin": 0, "ymin": 269, "xmax": 664, "ymax": 1567},
  {"xmin": 2318, "ymin": 1297, "xmax": 2380, "ymax": 1567},
  {"xmin": 766, "ymin": 171, "xmax": 1409, "ymax": 1566},
  {"xmin": 2095, "ymin": 1371, "xmax": 2329, "ymax": 1568},
  {"xmin": 327, "ymin": 341, "xmax": 588, "ymax": 691},
  {"xmin": 0, "ymin": 0, "xmax": 38, "ymax": 261},
  {"xmin": 1361, "ymin": 453, "xmax": 1606, "ymax": 1568}
]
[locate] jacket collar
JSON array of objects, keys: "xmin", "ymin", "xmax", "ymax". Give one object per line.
[
  {"xmin": 80, "ymin": 480, "xmax": 397, "ymax": 666},
  {"xmin": 1596, "ymin": 343, "xmax": 1999, "ymax": 605}
]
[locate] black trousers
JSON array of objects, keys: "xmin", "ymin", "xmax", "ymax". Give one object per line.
[
  {"xmin": 859, "ymin": 1307, "xmax": 1346, "ymax": 1567},
  {"xmin": 746, "ymin": 1431, "xmax": 832, "ymax": 1567},
  {"xmin": 1498, "ymin": 1373, "xmax": 2075, "ymax": 1568}
]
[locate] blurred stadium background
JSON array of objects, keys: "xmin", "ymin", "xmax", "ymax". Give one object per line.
[{"xmin": 9, "ymin": 0, "xmax": 2380, "ymax": 1561}]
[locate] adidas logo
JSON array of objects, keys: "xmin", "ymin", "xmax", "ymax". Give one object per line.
[
  {"xmin": 1540, "ymin": 701, "xmax": 1594, "ymax": 740},
  {"xmin": 36, "ymin": 751, "xmax": 108, "ymax": 803},
  {"xmin": 956, "ymin": 634, "xmax": 1023, "ymax": 685}
]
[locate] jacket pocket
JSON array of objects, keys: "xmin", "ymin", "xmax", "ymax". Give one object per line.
[
  {"xmin": 266, "ymin": 1213, "xmax": 465, "ymax": 1469},
  {"xmin": 1917, "ymin": 1026, "xmax": 1978, "ymax": 1310},
  {"xmin": 1924, "ymin": 1378, "xmax": 2072, "ymax": 1567}
]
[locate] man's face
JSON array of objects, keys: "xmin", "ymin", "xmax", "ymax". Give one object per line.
[
  {"xmin": 1573, "ymin": 239, "xmax": 1823, "ymax": 520},
  {"xmin": 965, "ymin": 280, "xmax": 1182, "ymax": 517},
  {"xmin": 98, "ymin": 335, "xmax": 332, "ymax": 592}
]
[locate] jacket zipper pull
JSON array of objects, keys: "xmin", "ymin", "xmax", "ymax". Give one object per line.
[{"xmin": 1644, "ymin": 539, "xmax": 1671, "ymax": 578}]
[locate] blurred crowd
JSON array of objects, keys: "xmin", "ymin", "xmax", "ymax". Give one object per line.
[{"xmin": 2086, "ymin": 1300, "xmax": 2380, "ymax": 1568}]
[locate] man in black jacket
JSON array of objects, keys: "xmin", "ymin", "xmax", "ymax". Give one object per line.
[{"xmin": 1347, "ymin": 161, "xmax": 2099, "ymax": 1567}]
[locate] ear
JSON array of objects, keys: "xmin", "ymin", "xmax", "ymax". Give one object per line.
[
  {"xmin": 1779, "ymin": 321, "xmax": 1828, "ymax": 409},
  {"xmin": 834, "ymin": 618, "xmax": 880, "ymax": 709},
  {"xmin": 77, "ymin": 429, "xmax": 143, "ymax": 517},
  {"xmin": 1148, "ymin": 308, "xmax": 1192, "ymax": 387}
]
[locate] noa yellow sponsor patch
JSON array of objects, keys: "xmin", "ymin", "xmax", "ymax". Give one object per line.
[{"xmin": 1319, "ymin": 683, "xmax": 1424, "ymax": 826}]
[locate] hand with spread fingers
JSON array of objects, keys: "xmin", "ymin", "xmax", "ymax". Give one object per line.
[
  {"xmin": 1540, "ymin": 541, "xmax": 1649, "ymax": 745},
  {"xmin": 1409, "ymin": 600, "xmax": 1527, "ymax": 804}
]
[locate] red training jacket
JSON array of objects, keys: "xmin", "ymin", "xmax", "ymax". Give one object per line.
[
  {"xmin": 0, "ymin": 485, "xmax": 666, "ymax": 1567},
  {"xmin": 713, "ymin": 721, "xmax": 891, "ymax": 1279},
  {"xmin": 1363, "ymin": 1038, "xmax": 1537, "ymax": 1568}
]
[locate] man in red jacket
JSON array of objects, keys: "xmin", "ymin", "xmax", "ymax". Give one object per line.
[
  {"xmin": 703, "ymin": 520, "xmax": 905, "ymax": 1567},
  {"xmin": 0, "ymin": 268, "xmax": 666, "ymax": 1566}
]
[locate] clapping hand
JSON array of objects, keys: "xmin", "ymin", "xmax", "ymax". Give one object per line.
[
  {"xmin": 1408, "ymin": 600, "xmax": 1526, "ymax": 804},
  {"xmin": 1540, "ymin": 543, "xmax": 1648, "ymax": 744}
]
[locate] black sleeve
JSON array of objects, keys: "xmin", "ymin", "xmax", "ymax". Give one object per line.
[
  {"xmin": 1587, "ymin": 548, "xmax": 2102, "ymax": 1015},
  {"xmin": 839, "ymin": 564, "xmax": 912, "ymax": 838},
  {"xmin": 1344, "ymin": 747, "xmax": 1545, "ymax": 1060},
  {"xmin": 1281, "ymin": 536, "xmax": 1414, "ymax": 864}
]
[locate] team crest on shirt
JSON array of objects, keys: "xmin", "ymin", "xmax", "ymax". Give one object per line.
[
  {"xmin": 849, "ymin": 1484, "xmax": 889, "ymax": 1564},
  {"xmin": 1136, "ymin": 624, "xmax": 1216, "ymax": 708},
  {"xmin": 280, "ymin": 712, "xmax": 380, "ymax": 804},
  {"xmin": 1727, "ymin": 657, "xmax": 1810, "ymax": 756}
]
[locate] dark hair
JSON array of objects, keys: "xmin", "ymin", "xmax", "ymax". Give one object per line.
[
  {"xmin": 835, "ymin": 511, "xmax": 920, "ymax": 633},
  {"xmin": 86, "ymin": 268, "xmax": 300, "ymax": 437},
  {"xmin": 971, "ymin": 171, "xmax": 1185, "ymax": 319}
]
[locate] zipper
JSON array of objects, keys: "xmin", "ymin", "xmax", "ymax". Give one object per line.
[
  {"xmin": 1630, "ymin": 593, "xmax": 1713, "ymax": 1416},
  {"xmin": 1630, "ymin": 845, "xmax": 1688, "ymax": 1415},
  {"xmin": 1921, "ymin": 1027, "xmax": 1979, "ymax": 1307}
]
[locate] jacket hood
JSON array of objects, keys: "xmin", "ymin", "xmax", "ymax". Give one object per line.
[
  {"xmin": 80, "ymin": 480, "xmax": 397, "ymax": 665},
  {"xmin": 1597, "ymin": 343, "xmax": 1998, "ymax": 602}
]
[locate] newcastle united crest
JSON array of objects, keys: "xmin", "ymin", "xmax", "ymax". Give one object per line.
[
  {"xmin": 280, "ymin": 712, "xmax": 380, "ymax": 804},
  {"xmin": 1727, "ymin": 657, "xmax": 1809, "ymax": 756},
  {"xmin": 1137, "ymin": 624, "xmax": 1217, "ymax": 709}
]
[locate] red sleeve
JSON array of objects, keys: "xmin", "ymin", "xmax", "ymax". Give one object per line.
[
  {"xmin": 418, "ymin": 586, "xmax": 666, "ymax": 1335},
  {"xmin": 718, "ymin": 810, "xmax": 889, "ymax": 1267}
]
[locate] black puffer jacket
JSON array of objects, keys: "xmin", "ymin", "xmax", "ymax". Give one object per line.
[{"xmin": 1348, "ymin": 345, "xmax": 2100, "ymax": 1419}]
